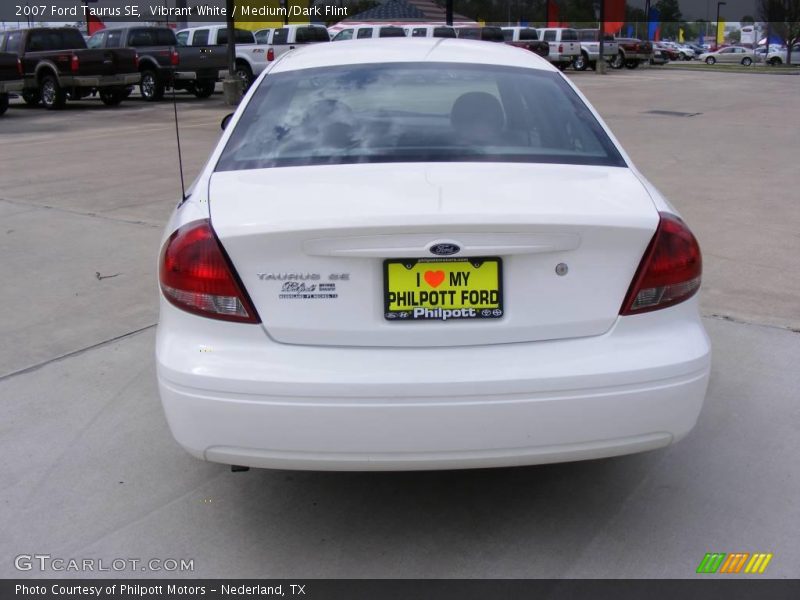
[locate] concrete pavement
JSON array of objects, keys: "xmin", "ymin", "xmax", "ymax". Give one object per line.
[{"xmin": 1, "ymin": 69, "xmax": 798, "ymax": 578}]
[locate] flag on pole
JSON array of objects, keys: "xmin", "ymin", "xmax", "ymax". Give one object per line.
[
  {"xmin": 678, "ymin": 28, "xmax": 685, "ymax": 43},
  {"xmin": 603, "ymin": 0, "xmax": 626, "ymax": 36},
  {"xmin": 647, "ymin": 8, "xmax": 660, "ymax": 41},
  {"xmin": 87, "ymin": 13, "xmax": 105, "ymax": 35},
  {"xmin": 716, "ymin": 19, "xmax": 726, "ymax": 44},
  {"xmin": 234, "ymin": 0, "xmax": 311, "ymax": 31},
  {"xmin": 547, "ymin": 0, "xmax": 560, "ymax": 28}
]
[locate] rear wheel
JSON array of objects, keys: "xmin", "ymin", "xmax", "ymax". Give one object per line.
[
  {"xmin": 235, "ymin": 62, "xmax": 253, "ymax": 90},
  {"xmin": 140, "ymin": 69, "xmax": 164, "ymax": 101},
  {"xmin": 572, "ymin": 53, "xmax": 589, "ymax": 71},
  {"xmin": 741, "ymin": 57, "xmax": 753, "ymax": 66},
  {"xmin": 22, "ymin": 90, "xmax": 41, "ymax": 106},
  {"xmin": 40, "ymin": 74, "xmax": 66, "ymax": 110},
  {"xmin": 0, "ymin": 93, "xmax": 8, "ymax": 116},
  {"xmin": 610, "ymin": 53, "xmax": 624, "ymax": 69},
  {"xmin": 769, "ymin": 57, "xmax": 782, "ymax": 66},
  {"xmin": 193, "ymin": 79, "xmax": 216, "ymax": 98},
  {"xmin": 99, "ymin": 89, "xmax": 125, "ymax": 106},
  {"xmin": 706, "ymin": 56, "xmax": 716, "ymax": 65}
]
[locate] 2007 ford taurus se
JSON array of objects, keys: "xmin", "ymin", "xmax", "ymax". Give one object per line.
[{"xmin": 156, "ymin": 38, "xmax": 710, "ymax": 471}]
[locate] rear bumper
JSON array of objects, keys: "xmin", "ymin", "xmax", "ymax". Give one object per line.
[
  {"xmin": 0, "ymin": 80, "xmax": 23, "ymax": 93},
  {"xmin": 173, "ymin": 70, "xmax": 221, "ymax": 81},
  {"xmin": 61, "ymin": 73, "xmax": 141, "ymax": 88},
  {"xmin": 547, "ymin": 53, "xmax": 579, "ymax": 63},
  {"xmin": 156, "ymin": 298, "xmax": 710, "ymax": 471}
]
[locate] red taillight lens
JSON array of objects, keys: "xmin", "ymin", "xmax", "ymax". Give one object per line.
[
  {"xmin": 267, "ymin": 47, "xmax": 275, "ymax": 61},
  {"xmin": 159, "ymin": 220, "xmax": 260, "ymax": 323},
  {"xmin": 134, "ymin": 53, "xmax": 140, "ymax": 69},
  {"xmin": 170, "ymin": 48, "xmax": 180, "ymax": 66},
  {"xmin": 70, "ymin": 55, "xmax": 79, "ymax": 73},
  {"xmin": 558, "ymin": 44, "xmax": 563, "ymax": 53},
  {"xmin": 17, "ymin": 58, "xmax": 23, "ymax": 76},
  {"xmin": 620, "ymin": 212, "xmax": 702, "ymax": 315}
]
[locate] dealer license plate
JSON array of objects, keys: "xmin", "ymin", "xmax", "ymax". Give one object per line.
[{"xmin": 383, "ymin": 257, "xmax": 503, "ymax": 322}]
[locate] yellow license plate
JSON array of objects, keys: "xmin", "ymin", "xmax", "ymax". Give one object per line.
[{"xmin": 384, "ymin": 257, "xmax": 503, "ymax": 321}]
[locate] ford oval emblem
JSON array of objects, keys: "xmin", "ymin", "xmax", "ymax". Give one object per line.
[{"xmin": 429, "ymin": 243, "xmax": 461, "ymax": 256}]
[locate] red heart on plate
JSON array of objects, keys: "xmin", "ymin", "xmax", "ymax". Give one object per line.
[{"xmin": 424, "ymin": 270, "xmax": 445, "ymax": 288}]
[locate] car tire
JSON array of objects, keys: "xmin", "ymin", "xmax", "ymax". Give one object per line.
[
  {"xmin": 706, "ymin": 57, "xmax": 716, "ymax": 65},
  {"xmin": 556, "ymin": 62, "xmax": 568, "ymax": 71},
  {"xmin": 40, "ymin": 74, "xmax": 66, "ymax": 110},
  {"xmin": 572, "ymin": 53, "xmax": 588, "ymax": 71},
  {"xmin": 624, "ymin": 59, "xmax": 639, "ymax": 69},
  {"xmin": 99, "ymin": 89, "xmax": 125, "ymax": 106},
  {"xmin": 741, "ymin": 57, "xmax": 753, "ymax": 66},
  {"xmin": 0, "ymin": 93, "xmax": 8, "ymax": 116},
  {"xmin": 610, "ymin": 53, "xmax": 624, "ymax": 69},
  {"xmin": 193, "ymin": 80, "xmax": 216, "ymax": 99},
  {"xmin": 235, "ymin": 62, "xmax": 253, "ymax": 90},
  {"xmin": 22, "ymin": 90, "xmax": 41, "ymax": 106},
  {"xmin": 769, "ymin": 57, "xmax": 782, "ymax": 66},
  {"xmin": 140, "ymin": 69, "xmax": 164, "ymax": 101}
]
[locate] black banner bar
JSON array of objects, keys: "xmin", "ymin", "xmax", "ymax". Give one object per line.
[{"xmin": 3, "ymin": 580, "xmax": 800, "ymax": 600}]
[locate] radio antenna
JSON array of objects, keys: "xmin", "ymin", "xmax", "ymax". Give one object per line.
[{"xmin": 172, "ymin": 69, "xmax": 187, "ymax": 202}]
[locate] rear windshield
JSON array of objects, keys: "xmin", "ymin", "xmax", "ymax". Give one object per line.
[
  {"xmin": 27, "ymin": 29, "xmax": 87, "ymax": 51},
  {"xmin": 216, "ymin": 62, "xmax": 625, "ymax": 172},
  {"xmin": 128, "ymin": 28, "xmax": 177, "ymax": 47},
  {"xmin": 518, "ymin": 28, "xmax": 539, "ymax": 41},
  {"xmin": 379, "ymin": 27, "xmax": 406, "ymax": 38},
  {"xmin": 433, "ymin": 27, "xmax": 457, "ymax": 38},
  {"xmin": 561, "ymin": 29, "xmax": 579, "ymax": 41},
  {"xmin": 217, "ymin": 29, "xmax": 255, "ymax": 45},
  {"xmin": 296, "ymin": 26, "xmax": 330, "ymax": 43}
]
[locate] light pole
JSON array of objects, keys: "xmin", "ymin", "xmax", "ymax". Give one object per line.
[
  {"xmin": 593, "ymin": 1, "xmax": 607, "ymax": 74},
  {"xmin": 716, "ymin": 1, "xmax": 726, "ymax": 49}
]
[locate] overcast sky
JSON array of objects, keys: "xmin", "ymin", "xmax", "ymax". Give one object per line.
[
  {"xmin": 0, "ymin": 0, "xmax": 765, "ymax": 27},
  {"xmin": 630, "ymin": 0, "xmax": 760, "ymax": 21}
]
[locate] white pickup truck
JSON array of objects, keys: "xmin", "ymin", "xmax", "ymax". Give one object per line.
[
  {"xmin": 176, "ymin": 25, "xmax": 270, "ymax": 89},
  {"xmin": 535, "ymin": 27, "xmax": 581, "ymax": 70},
  {"xmin": 574, "ymin": 29, "xmax": 619, "ymax": 71},
  {"xmin": 255, "ymin": 24, "xmax": 330, "ymax": 61}
]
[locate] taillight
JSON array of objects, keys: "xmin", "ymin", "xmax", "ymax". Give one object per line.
[
  {"xmin": 558, "ymin": 44, "xmax": 563, "ymax": 53},
  {"xmin": 267, "ymin": 47, "xmax": 275, "ymax": 61},
  {"xmin": 134, "ymin": 53, "xmax": 140, "ymax": 69},
  {"xmin": 170, "ymin": 48, "xmax": 180, "ymax": 66},
  {"xmin": 159, "ymin": 220, "xmax": 260, "ymax": 323},
  {"xmin": 70, "ymin": 55, "xmax": 79, "ymax": 73},
  {"xmin": 620, "ymin": 212, "xmax": 702, "ymax": 315},
  {"xmin": 17, "ymin": 58, "xmax": 23, "ymax": 77}
]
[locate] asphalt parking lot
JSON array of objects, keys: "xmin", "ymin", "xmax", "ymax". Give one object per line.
[{"xmin": 1, "ymin": 68, "xmax": 798, "ymax": 578}]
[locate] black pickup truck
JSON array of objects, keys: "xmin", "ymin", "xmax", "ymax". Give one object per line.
[
  {"xmin": 0, "ymin": 51, "xmax": 23, "ymax": 115},
  {"xmin": 0, "ymin": 28, "xmax": 140, "ymax": 109},
  {"xmin": 88, "ymin": 26, "xmax": 227, "ymax": 101}
]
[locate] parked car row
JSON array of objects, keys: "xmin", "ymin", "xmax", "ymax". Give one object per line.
[
  {"xmin": 0, "ymin": 27, "xmax": 139, "ymax": 110},
  {"xmin": 326, "ymin": 25, "xmax": 654, "ymax": 71}
]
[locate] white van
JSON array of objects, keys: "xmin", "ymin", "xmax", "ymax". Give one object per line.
[
  {"xmin": 331, "ymin": 25, "xmax": 407, "ymax": 41},
  {"xmin": 404, "ymin": 25, "xmax": 457, "ymax": 38}
]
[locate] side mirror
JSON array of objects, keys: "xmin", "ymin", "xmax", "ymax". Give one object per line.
[{"xmin": 221, "ymin": 113, "xmax": 234, "ymax": 131}]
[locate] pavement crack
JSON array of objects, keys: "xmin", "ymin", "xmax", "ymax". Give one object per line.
[
  {"xmin": 703, "ymin": 313, "xmax": 800, "ymax": 334},
  {"xmin": 0, "ymin": 324, "xmax": 157, "ymax": 381},
  {"xmin": 0, "ymin": 196, "xmax": 162, "ymax": 229}
]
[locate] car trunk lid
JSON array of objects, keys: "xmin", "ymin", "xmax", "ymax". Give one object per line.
[{"xmin": 209, "ymin": 162, "xmax": 658, "ymax": 347}]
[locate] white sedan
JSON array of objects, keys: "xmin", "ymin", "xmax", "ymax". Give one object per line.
[{"xmin": 156, "ymin": 38, "xmax": 710, "ymax": 471}]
